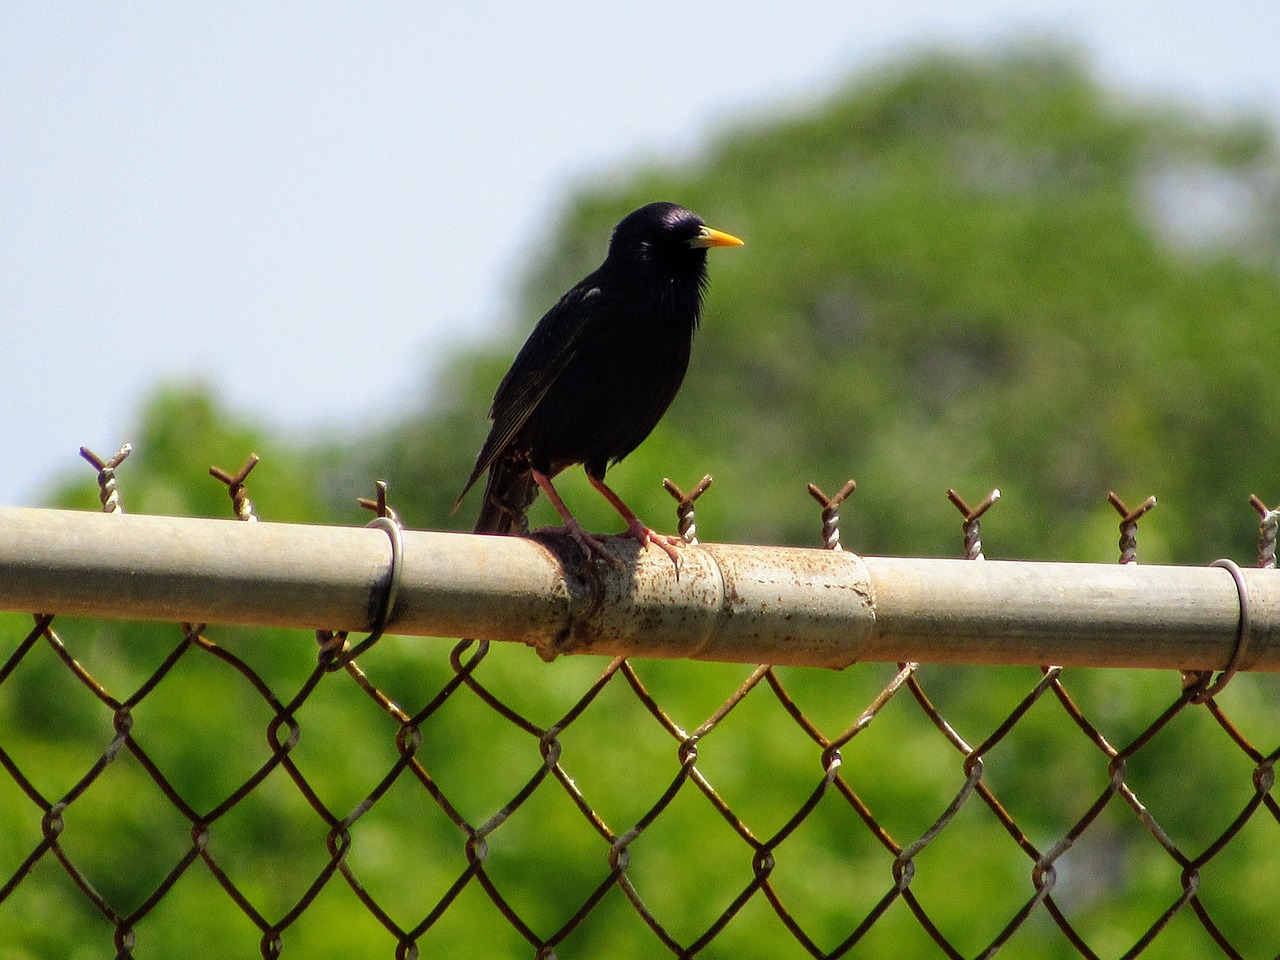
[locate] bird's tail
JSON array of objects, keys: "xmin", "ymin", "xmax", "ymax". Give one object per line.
[{"xmin": 473, "ymin": 458, "xmax": 538, "ymax": 534}]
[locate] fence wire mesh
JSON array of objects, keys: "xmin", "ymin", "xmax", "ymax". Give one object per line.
[{"xmin": 1, "ymin": 447, "xmax": 1279, "ymax": 960}]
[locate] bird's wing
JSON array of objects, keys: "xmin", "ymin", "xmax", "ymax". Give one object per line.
[{"xmin": 454, "ymin": 283, "xmax": 602, "ymax": 506}]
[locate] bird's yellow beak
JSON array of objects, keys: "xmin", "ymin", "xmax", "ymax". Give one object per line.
[{"xmin": 689, "ymin": 225, "xmax": 744, "ymax": 249}]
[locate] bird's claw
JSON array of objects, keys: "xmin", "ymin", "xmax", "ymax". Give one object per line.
[
  {"xmin": 552, "ymin": 518, "xmax": 684, "ymax": 573},
  {"xmin": 621, "ymin": 519, "xmax": 684, "ymax": 573},
  {"xmin": 561, "ymin": 519, "xmax": 627, "ymax": 570}
]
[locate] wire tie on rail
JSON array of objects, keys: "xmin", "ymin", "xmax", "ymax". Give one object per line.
[
  {"xmin": 364, "ymin": 516, "xmax": 404, "ymax": 638},
  {"xmin": 1188, "ymin": 558, "xmax": 1252, "ymax": 703},
  {"xmin": 317, "ymin": 513, "xmax": 404, "ymax": 670}
]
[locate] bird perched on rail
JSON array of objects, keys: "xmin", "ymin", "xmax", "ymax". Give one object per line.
[{"xmin": 455, "ymin": 201, "xmax": 743, "ymax": 565}]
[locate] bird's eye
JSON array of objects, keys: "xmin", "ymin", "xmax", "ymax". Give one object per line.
[{"xmin": 685, "ymin": 226, "xmax": 711, "ymax": 248}]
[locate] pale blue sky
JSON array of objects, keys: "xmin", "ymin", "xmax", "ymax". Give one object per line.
[{"xmin": 3, "ymin": 3, "xmax": 1278, "ymax": 505}]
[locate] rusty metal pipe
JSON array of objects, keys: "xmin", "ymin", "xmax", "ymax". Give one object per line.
[{"xmin": 0, "ymin": 507, "xmax": 1274, "ymax": 671}]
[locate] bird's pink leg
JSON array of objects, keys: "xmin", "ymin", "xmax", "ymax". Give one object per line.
[
  {"xmin": 587, "ymin": 474, "xmax": 683, "ymax": 568},
  {"xmin": 531, "ymin": 469, "xmax": 622, "ymax": 567}
]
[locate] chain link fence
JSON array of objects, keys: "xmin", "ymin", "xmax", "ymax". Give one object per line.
[{"xmin": 1, "ymin": 446, "xmax": 1278, "ymax": 959}]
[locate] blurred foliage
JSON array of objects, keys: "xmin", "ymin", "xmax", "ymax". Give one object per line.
[
  {"xmin": 373, "ymin": 46, "xmax": 1280, "ymax": 565},
  {"xmin": 48, "ymin": 383, "xmax": 336, "ymax": 525},
  {"xmin": 6, "ymin": 45, "xmax": 1280, "ymax": 959}
]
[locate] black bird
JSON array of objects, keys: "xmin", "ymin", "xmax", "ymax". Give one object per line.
[{"xmin": 455, "ymin": 201, "xmax": 743, "ymax": 564}]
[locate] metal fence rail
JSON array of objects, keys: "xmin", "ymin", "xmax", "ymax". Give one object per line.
[
  {"xmin": 1, "ymin": 449, "xmax": 1278, "ymax": 959},
  {"xmin": 0, "ymin": 507, "xmax": 1274, "ymax": 672}
]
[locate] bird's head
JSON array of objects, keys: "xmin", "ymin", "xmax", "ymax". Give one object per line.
[{"xmin": 607, "ymin": 202, "xmax": 743, "ymax": 276}]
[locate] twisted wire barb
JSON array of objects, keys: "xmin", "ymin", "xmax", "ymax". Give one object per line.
[
  {"xmin": 663, "ymin": 475, "xmax": 713, "ymax": 544},
  {"xmin": 947, "ymin": 488, "xmax": 1000, "ymax": 560},
  {"xmin": 1250, "ymin": 495, "xmax": 1279, "ymax": 568},
  {"xmin": 210, "ymin": 454, "xmax": 261, "ymax": 521},
  {"xmin": 80, "ymin": 444, "xmax": 132, "ymax": 514},
  {"xmin": 1107, "ymin": 492, "xmax": 1157, "ymax": 565},
  {"xmin": 808, "ymin": 479, "xmax": 857, "ymax": 552}
]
